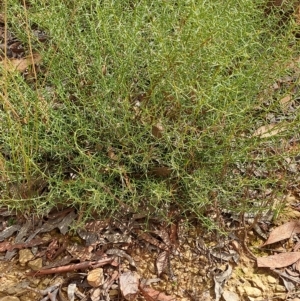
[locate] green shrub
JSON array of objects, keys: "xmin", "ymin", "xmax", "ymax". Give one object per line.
[{"xmin": 1, "ymin": 0, "xmax": 299, "ymax": 226}]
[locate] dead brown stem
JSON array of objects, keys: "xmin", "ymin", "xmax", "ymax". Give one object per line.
[{"xmin": 27, "ymin": 257, "xmax": 113, "ymax": 276}]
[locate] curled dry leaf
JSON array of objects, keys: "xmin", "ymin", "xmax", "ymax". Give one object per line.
[
  {"xmin": 210, "ymin": 249, "xmax": 239, "ymax": 262},
  {"xmin": 106, "ymin": 248, "xmax": 136, "ymax": 267},
  {"xmin": 135, "ymin": 230, "xmax": 169, "ymax": 251},
  {"xmin": 257, "ymin": 252, "xmax": 300, "ymax": 268},
  {"xmin": 119, "ymin": 271, "xmax": 139, "ymax": 301},
  {"xmin": 213, "ymin": 265, "xmax": 232, "ymax": 301},
  {"xmin": 262, "ymin": 221, "xmax": 300, "ymax": 246},
  {"xmin": 48, "ymin": 288, "xmax": 59, "ymax": 301}
]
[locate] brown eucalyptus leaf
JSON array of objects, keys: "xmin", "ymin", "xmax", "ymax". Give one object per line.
[
  {"xmin": 294, "ymin": 258, "xmax": 300, "ymax": 272},
  {"xmin": 262, "ymin": 221, "xmax": 300, "ymax": 246},
  {"xmin": 252, "ymin": 123, "xmax": 286, "ymax": 138},
  {"xmin": 153, "ymin": 229, "xmax": 172, "ymax": 246},
  {"xmin": 57, "ymin": 210, "xmax": 77, "ymax": 235},
  {"xmin": 257, "ymin": 252, "xmax": 300, "ymax": 268},
  {"xmin": 280, "ymin": 95, "xmax": 293, "ymax": 111},
  {"xmin": 140, "ymin": 287, "xmax": 177, "ymax": 301},
  {"xmin": 156, "ymin": 251, "xmax": 168, "ymax": 276},
  {"xmin": 119, "ymin": 271, "xmax": 139, "ymax": 301},
  {"xmin": 0, "ymin": 225, "xmax": 21, "ymax": 241}
]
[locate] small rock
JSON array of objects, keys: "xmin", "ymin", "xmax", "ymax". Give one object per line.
[
  {"xmin": 18, "ymin": 249, "xmax": 34, "ymax": 266},
  {"xmin": 0, "ymin": 297, "xmax": 20, "ymax": 301},
  {"xmin": 109, "ymin": 289, "xmax": 119, "ymax": 296},
  {"xmin": 19, "ymin": 297, "xmax": 32, "ymax": 301},
  {"xmin": 28, "ymin": 258, "xmax": 43, "ymax": 271},
  {"xmin": 184, "ymin": 249, "xmax": 192, "ymax": 260},
  {"xmin": 252, "ymin": 275, "xmax": 266, "ymax": 291},
  {"xmin": 87, "ymin": 268, "xmax": 104, "ymax": 287},
  {"xmin": 222, "ymin": 290, "xmax": 240, "ymax": 301},
  {"xmin": 242, "ymin": 267, "xmax": 249, "ymax": 274},
  {"xmin": 244, "ymin": 286, "xmax": 262, "ymax": 297},
  {"xmin": 40, "ymin": 278, "xmax": 51, "ymax": 287},
  {"xmin": 30, "ymin": 278, "xmax": 40, "ymax": 286},
  {"xmin": 237, "ymin": 286, "xmax": 244, "ymax": 295},
  {"xmin": 275, "ymin": 285, "xmax": 286, "ymax": 292},
  {"xmin": 267, "ymin": 275, "xmax": 277, "ymax": 284}
]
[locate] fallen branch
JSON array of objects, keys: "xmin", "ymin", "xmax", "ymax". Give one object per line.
[{"xmin": 27, "ymin": 257, "xmax": 113, "ymax": 276}]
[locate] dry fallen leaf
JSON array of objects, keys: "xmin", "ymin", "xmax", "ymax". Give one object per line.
[
  {"xmin": 214, "ymin": 265, "xmax": 232, "ymax": 301},
  {"xmin": 149, "ymin": 166, "xmax": 172, "ymax": 178},
  {"xmin": 140, "ymin": 287, "xmax": 177, "ymax": 301},
  {"xmin": 90, "ymin": 288, "xmax": 101, "ymax": 301},
  {"xmin": 154, "ymin": 229, "xmax": 172, "ymax": 246},
  {"xmin": 1, "ymin": 53, "xmax": 42, "ymax": 72},
  {"xmin": 156, "ymin": 251, "xmax": 168, "ymax": 276},
  {"xmin": 280, "ymin": 95, "xmax": 293, "ymax": 111},
  {"xmin": 67, "ymin": 283, "xmax": 76, "ymax": 301},
  {"xmin": 106, "ymin": 248, "xmax": 136, "ymax": 267},
  {"xmin": 252, "ymin": 123, "xmax": 286, "ymax": 138},
  {"xmin": 107, "ymin": 147, "xmax": 118, "ymax": 161},
  {"xmin": 262, "ymin": 221, "xmax": 300, "ymax": 246},
  {"xmin": 257, "ymin": 252, "xmax": 300, "ymax": 268},
  {"xmin": 294, "ymin": 258, "xmax": 300, "ymax": 272},
  {"xmin": 119, "ymin": 271, "xmax": 139, "ymax": 301},
  {"xmin": 152, "ymin": 123, "xmax": 164, "ymax": 138},
  {"xmin": 0, "ymin": 225, "xmax": 21, "ymax": 241}
]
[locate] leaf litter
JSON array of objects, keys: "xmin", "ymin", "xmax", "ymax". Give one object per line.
[{"xmin": 0, "ymin": 205, "xmax": 299, "ymax": 301}]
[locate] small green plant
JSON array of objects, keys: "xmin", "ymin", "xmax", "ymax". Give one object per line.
[{"xmin": 0, "ymin": 0, "xmax": 299, "ymax": 227}]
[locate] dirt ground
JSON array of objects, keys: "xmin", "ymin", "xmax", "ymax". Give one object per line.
[{"xmin": 1, "ymin": 193, "xmax": 300, "ymax": 301}]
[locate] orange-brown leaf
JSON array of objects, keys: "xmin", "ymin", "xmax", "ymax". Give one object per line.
[
  {"xmin": 262, "ymin": 221, "xmax": 300, "ymax": 246},
  {"xmin": 257, "ymin": 252, "xmax": 300, "ymax": 268}
]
